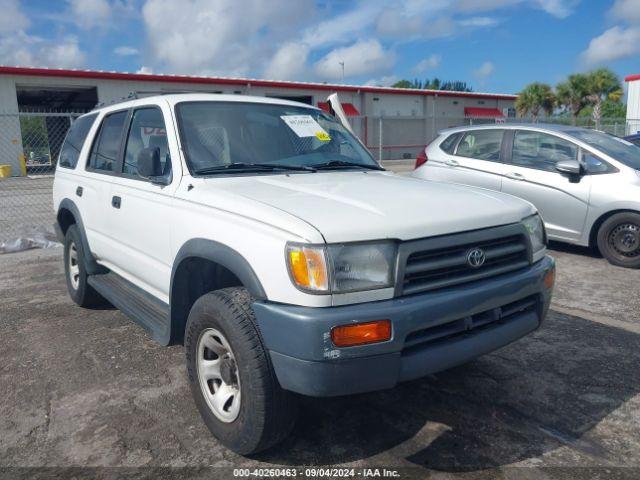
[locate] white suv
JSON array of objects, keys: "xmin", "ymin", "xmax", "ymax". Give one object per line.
[{"xmin": 53, "ymin": 93, "xmax": 555, "ymax": 454}]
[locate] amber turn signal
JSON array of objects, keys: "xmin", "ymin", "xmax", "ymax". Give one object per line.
[
  {"xmin": 331, "ymin": 320, "xmax": 392, "ymax": 347},
  {"xmin": 544, "ymin": 267, "xmax": 555, "ymax": 290}
]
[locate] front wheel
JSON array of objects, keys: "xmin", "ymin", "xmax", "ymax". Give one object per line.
[
  {"xmin": 185, "ymin": 288, "xmax": 297, "ymax": 455},
  {"xmin": 597, "ymin": 212, "xmax": 640, "ymax": 269}
]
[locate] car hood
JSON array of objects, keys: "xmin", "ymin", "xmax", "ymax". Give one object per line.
[{"xmin": 197, "ymin": 171, "xmax": 536, "ymax": 243}]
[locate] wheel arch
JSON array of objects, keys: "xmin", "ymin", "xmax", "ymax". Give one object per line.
[
  {"xmin": 169, "ymin": 239, "xmax": 267, "ymax": 345},
  {"xmin": 589, "ymin": 209, "xmax": 640, "ymax": 249},
  {"xmin": 56, "ymin": 199, "xmax": 105, "ymax": 275}
]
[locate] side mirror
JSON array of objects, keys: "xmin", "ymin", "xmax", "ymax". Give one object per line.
[
  {"xmin": 137, "ymin": 147, "xmax": 168, "ymax": 184},
  {"xmin": 555, "ymin": 159, "xmax": 582, "ymax": 174}
]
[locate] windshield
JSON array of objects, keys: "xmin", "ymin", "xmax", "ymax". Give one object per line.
[
  {"xmin": 567, "ymin": 129, "xmax": 640, "ymax": 170},
  {"xmin": 175, "ymin": 101, "xmax": 378, "ymax": 174}
]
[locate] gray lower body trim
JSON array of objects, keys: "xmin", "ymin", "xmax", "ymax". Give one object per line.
[{"xmin": 253, "ymin": 256, "xmax": 555, "ymax": 397}]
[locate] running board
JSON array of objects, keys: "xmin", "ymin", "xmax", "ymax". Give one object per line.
[{"xmin": 88, "ymin": 272, "xmax": 170, "ymax": 345}]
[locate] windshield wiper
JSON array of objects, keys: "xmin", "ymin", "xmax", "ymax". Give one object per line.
[
  {"xmin": 193, "ymin": 162, "xmax": 316, "ymax": 175},
  {"xmin": 310, "ymin": 160, "xmax": 385, "ymax": 171}
]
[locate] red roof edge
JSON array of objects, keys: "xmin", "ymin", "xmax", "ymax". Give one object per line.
[
  {"xmin": 625, "ymin": 74, "xmax": 640, "ymax": 82},
  {"xmin": 0, "ymin": 65, "xmax": 517, "ymax": 100}
]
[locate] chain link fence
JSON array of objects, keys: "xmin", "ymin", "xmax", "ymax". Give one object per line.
[
  {"xmin": 0, "ymin": 109, "xmax": 638, "ymax": 250},
  {"xmin": 358, "ymin": 115, "xmax": 635, "ymax": 161},
  {"xmin": 0, "ymin": 111, "xmax": 80, "ymax": 247}
]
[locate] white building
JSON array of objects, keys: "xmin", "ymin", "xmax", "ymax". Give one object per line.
[
  {"xmin": 0, "ymin": 66, "xmax": 517, "ymax": 174},
  {"xmin": 626, "ymin": 73, "xmax": 640, "ymax": 135}
]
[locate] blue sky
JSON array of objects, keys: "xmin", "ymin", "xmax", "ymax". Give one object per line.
[{"xmin": 1, "ymin": 0, "xmax": 639, "ymax": 95}]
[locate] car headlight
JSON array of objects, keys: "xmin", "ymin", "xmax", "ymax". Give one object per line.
[
  {"xmin": 522, "ymin": 214, "xmax": 546, "ymax": 262},
  {"xmin": 286, "ymin": 241, "xmax": 397, "ymax": 293}
]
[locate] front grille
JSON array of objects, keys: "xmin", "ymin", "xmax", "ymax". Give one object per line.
[
  {"xmin": 400, "ymin": 232, "xmax": 529, "ymax": 296},
  {"xmin": 402, "ymin": 295, "xmax": 539, "ymax": 353}
]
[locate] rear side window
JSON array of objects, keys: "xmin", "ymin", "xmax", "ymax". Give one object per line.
[
  {"xmin": 511, "ymin": 130, "xmax": 577, "ymax": 172},
  {"xmin": 58, "ymin": 113, "xmax": 97, "ymax": 169},
  {"xmin": 456, "ymin": 130, "xmax": 503, "ymax": 161},
  {"xmin": 439, "ymin": 133, "xmax": 460, "ymax": 154},
  {"xmin": 88, "ymin": 111, "xmax": 128, "ymax": 172}
]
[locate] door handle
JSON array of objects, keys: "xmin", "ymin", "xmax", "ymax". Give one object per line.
[
  {"xmin": 445, "ymin": 159, "xmax": 459, "ymax": 167},
  {"xmin": 75, "ymin": 186, "xmax": 83, "ymax": 197},
  {"xmin": 111, "ymin": 196, "xmax": 121, "ymax": 209},
  {"xmin": 506, "ymin": 172, "xmax": 525, "ymax": 181}
]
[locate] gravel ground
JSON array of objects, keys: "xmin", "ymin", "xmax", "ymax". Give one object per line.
[{"xmin": 0, "ymin": 244, "xmax": 638, "ymax": 480}]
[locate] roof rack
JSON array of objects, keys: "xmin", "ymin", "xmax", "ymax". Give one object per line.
[{"xmin": 92, "ymin": 90, "xmax": 212, "ymax": 110}]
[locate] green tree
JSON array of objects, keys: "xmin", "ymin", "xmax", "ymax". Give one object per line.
[
  {"xmin": 556, "ymin": 73, "xmax": 589, "ymax": 125},
  {"xmin": 586, "ymin": 68, "xmax": 623, "ymax": 129},
  {"xmin": 515, "ymin": 82, "xmax": 555, "ymax": 122},
  {"xmin": 579, "ymin": 99, "xmax": 627, "ymax": 119},
  {"xmin": 391, "ymin": 78, "xmax": 473, "ymax": 92}
]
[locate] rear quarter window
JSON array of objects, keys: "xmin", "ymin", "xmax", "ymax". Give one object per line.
[
  {"xmin": 439, "ymin": 133, "xmax": 460, "ymax": 154},
  {"xmin": 58, "ymin": 113, "xmax": 98, "ymax": 169}
]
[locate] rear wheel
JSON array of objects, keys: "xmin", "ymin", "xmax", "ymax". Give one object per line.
[
  {"xmin": 63, "ymin": 225, "xmax": 103, "ymax": 306},
  {"xmin": 185, "ymin": 287, "xmax": 297, "ymax": 455},
  {"xmin": 597, "ymin": 212, "xmax": 640, "ymax": 269}
]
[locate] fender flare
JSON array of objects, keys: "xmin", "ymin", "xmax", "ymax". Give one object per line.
[
  {"xmin": 57, "ymin": 199, "xmax": 105, "ymax": 275},
  {"xmin": 169, "ymin": 239, "xmax": 267, "ymax": 344},
  {"xmin": 170, "ymin": 238, "xmax": 266, "ymax": 300}
]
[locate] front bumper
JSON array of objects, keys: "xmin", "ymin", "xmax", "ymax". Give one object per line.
[{"xmin": 252, "ymin": 255, "xmax": 555, "ymax": 397}]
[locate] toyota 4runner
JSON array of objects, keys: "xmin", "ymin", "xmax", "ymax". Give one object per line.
[{"xmin": 53, "ymin": 93, "xmax": 555, "ymax": 454}]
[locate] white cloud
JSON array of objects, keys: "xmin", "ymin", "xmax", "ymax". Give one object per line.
[
  {"xmin": 136, "ymin": 65, "xmax": 153, "ymax": 74},
  {"xmin": 0, "ymin": 32, "xmax": 85, "ymax": 68},
  {"xmin": 114, "ymin": 46, "xmax": 139, "ymax": 56},
  {"xmin": 68, "ymin": 0, "xmax": 112, "ymax": 29},
  {"xmin": 142, "ymin": 0, "xmax": 314, "ymax": 76},
  {"xmin": 302, "ymin": 3, "xmax": 381, "ymax": 48},
  {"xmin": 364, "ymin": 75, "xmax": 400, "ymax": 87},
  {"xmin": 313, "ymin": 39, "xmax": 395, "ymax": 81},
  {"xmin": 474, "ymin": 61, "xmax": 495, "ymax": 78},
  {"xmin": 263, "ymin": 43, "xmax": 310, "ymax": 80},
  {"xmin": 456, "ymin": 0, "xmax": 578, "ymax": 18},
  {"xmin": 610, "ymin": 0, "xmax": 640, "ymax": 25},
  {"xmin": 458, "ymin": 16, "xmax": 500, "ymax": 27},
  {"xmin": 0, "ymin": 0, "xmax": 29, "ymax": 34},
  {"xmin": 581, "ymin": 26, "xmax": 640, "ymax": 65},
  {"xmin": 414, "ymin": 54, "xmax": 442, "ymax": 72},
  {"xmin": 533, "ymin": 0, "xmax": 578, "ymax": 18}
]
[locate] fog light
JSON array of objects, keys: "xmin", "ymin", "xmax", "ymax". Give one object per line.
[
  {"xmin": 544, "ymin": 267, "xmax": 555, "ymax": 290},
  {"xmin": 331, "ymin": 320, "xmax": 392, "ymax": 347}
]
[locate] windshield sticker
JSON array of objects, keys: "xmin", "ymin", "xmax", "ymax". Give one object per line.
[{"xmin": 281, "ymin": 115, "xmax": 331, "ymax": 141}]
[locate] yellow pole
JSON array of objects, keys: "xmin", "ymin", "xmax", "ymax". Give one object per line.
[{"xmin": 19, "ymin": 153, "xmax": 27, "ymax": 176}]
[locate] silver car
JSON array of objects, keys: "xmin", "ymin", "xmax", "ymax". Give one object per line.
[{"xmin": 411, "ymin": 124, "xmax": 640, "ymax": 268}]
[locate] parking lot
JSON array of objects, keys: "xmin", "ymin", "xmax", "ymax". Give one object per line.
[{"xmin": 0, "ymin": 240, "xmax": 638, "ymax": 479}]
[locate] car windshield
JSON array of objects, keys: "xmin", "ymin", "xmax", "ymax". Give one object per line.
[
  {"xmin": 175, "ymin": 101, "xmax": 378, "ymax": 174},
  {"xmin": 567, "ymin": 129, "xmax": 640, "ymax": 170}
]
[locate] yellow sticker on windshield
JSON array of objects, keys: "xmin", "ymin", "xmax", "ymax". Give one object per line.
[{"xmin": 315, "ymin": 131, "xmax": 331, "ymax": 141}]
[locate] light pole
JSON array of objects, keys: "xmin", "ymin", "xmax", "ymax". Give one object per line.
[{"xmin": 339, "ymin": 62, "xmax": 345, "ymax": 83}]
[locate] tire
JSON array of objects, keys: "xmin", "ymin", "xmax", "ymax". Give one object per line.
[
  {"xmin": 596, "ymin": 212, "xmax": 640, "ymax": 269},
  {"xmin": 185, "ymin": 287, "xmax": 297, "ymax": 455},
  {"xmin": 63, "ymin": 225, "xmax": 103, "ymax": 307}
]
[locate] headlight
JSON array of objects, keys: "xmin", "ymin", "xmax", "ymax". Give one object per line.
[
  {"xmin": 286, "ymin": 242, "xmax": 397, "ymax": 293},
  {"xmin": 522, "ymin": 214, "xmax": 546, "ymax": 261}
]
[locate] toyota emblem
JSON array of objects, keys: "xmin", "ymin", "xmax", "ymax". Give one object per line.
[{"xmin": 467, "ymin": 248, "xmax": 486, "ymax": 268}]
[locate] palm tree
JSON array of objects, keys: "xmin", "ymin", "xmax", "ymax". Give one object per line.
[
  {"xmin": 586, "ymin": 68, "xmax": 623, "ymax": 129},
  {"xmin": 556, "ymin": 73, "xmax": 589, "ymax": 125},
  {"xmin": 515, "ymin": 83, "xmax": 555, "ymax": 122}
]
